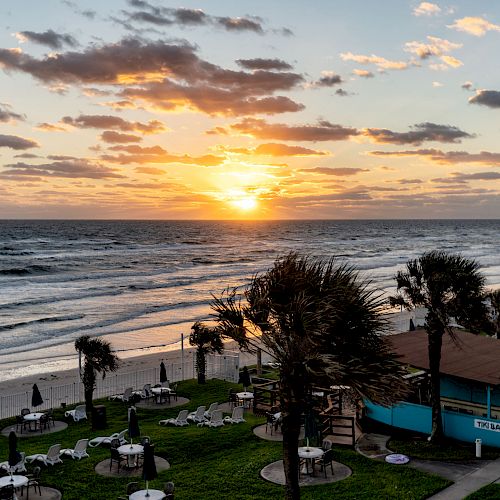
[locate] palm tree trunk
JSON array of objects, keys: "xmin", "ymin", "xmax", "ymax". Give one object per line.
[
  {"xmin": 427, "ymin": 328, "xmax": 444, "ymax": 442},
  {"xmin": 282, "ymin": 402, "xmax": 302, "ymax": 500}
]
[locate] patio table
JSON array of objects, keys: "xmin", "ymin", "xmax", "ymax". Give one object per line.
[
  {"xmin": 23, "ymin": 412, "xmax": 44, "ymax": 431},
  {"xmin": 236, "ymin": 391, "xmax": 254, "ymax": 408},
  {"xmin": 118, "ymin": 444, "xmax": 144, "ymax": 468},
  {"xmin": 129, "ymin": 489, "xmax": 165, "ymax": 499},
  {"xmin": 298, "ymin": 446, "xmax": 324, "ymax": 476},
  {"xmin": 0, "ymin": 474, "xmax": 29, "ymax": 498},
  {"xmin": 151, "ymin": 387, "xmax": 171, "ymax": 404}
]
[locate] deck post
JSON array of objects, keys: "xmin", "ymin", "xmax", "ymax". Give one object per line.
[{"xmin": 487, "ymin": 384, "xmax": 491, "ymax": 419}]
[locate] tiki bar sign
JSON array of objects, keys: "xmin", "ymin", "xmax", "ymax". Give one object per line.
[{"xmin": 474, "ymin": 419, "xmax": 500, "ymax": 432}]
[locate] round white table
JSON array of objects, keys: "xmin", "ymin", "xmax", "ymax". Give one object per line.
[
  {"xmin": 236, "ymin": 392, "xmax": 254, "ymax": 408},
  {"xmin": 298, "ymin": 446, "xmax": 324, "ymax": 476},
  {"xmin": 0, "ymin": 474, "xmax": 29, "ymax": 490},
  {"xmin": 151, "ymin": 387, "xmax": 171, "ymax": 404},
  {"xmin": 117, "ymin": 444, "xmax": 144, "ymax": 468},
  {"xmin": 24, "ymin": 412, "xmax": 44, "ymax": 431},
  {"xmin": 129, "ymin": 488, "xmax": 165, "ymax": 499}
]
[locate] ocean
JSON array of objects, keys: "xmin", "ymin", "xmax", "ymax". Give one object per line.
[{"xmin": 0, "ymin": 219, "xmax": 499, "ymax": 382}]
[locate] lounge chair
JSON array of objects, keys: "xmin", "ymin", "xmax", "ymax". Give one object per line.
[
  {"xmin": 224, "ymin": 406, "xmax": 245, "ymax": 424},
  {"xmin": 60, "ymin": 439, "xmax": 89, "ymax": 460},
  {"xmin": 65, "ymin": 404, "xmax": 87, "ymax": 422},
  {"xmin": 187, "ymin": 406, "xmax": 206, "ymax": 424},
  {"xmin": 204, "ymin": 402, "xmax": 218, "ymax": 419},
  {"xmin": 109, "ymin": 387, "xmax": 133, "ymax": 402},
  {"xmin": 200, "ymin": 410, "xmax": 224, "ymax": 428},
  {"xmin": 88, "ymin": 429, "xmax": 128, "ymax": 447},
  {"xmin": 133, "ymin": 384, "xmax": 153, "ymax": 401},
  {"xmin": 0, "ymin": 452, "xmax": 26, "ymax": 473},
  {"xmin": 26, "ymin": 444, "xmax": 63, "ymax": 466},
  {"xmin": 159, "ymin": 409, "xmax": 189, "ymax": 427}
]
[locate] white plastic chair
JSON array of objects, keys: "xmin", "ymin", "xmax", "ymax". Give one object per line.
[
  {"xmin": 109, "ymin": 387, "xmax": 133, "ymax": 402},
  {"xmin": 201, "ymin": 410, "xmax": 224, "ymax": 428},
  {"xmin": 89, "ymin": 429, "xmax": 128, "ymax": 447},
  {"xmin": 65, "ymin": 405, "xmax": 87, "ymax": 422},
  {"xmin": 223, "ymin": 406, "xmax": 245, "ymax": 424},
  {"xmin": 0, "ymin": 452, "xmax": 27, "ymax": 473},
  {"xmin": 159, "ymin": 409, "xmax": 189, "ymax": 427},
  {"xmin": 204, "ymin": 402, "xmax": 218, "ymax": 419},
  {"xmin": 60, "ymin": 439, "xmax": 89, "ymax": 460},
  {"xmin": 26, "ymin": 444, "xmax": 63, "ymax": 466},
  {"xmin": 187, "ymin": 406, "xmax": 206, "ymax": 424}
]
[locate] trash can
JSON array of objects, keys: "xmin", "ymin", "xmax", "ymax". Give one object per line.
[
  {"xmin": 92, "ymin": 405, "xmax": 107, "ymax": 430},
  {"xmin": 475, "ymin": 438, "xmax": 482, "ymax": 458}
]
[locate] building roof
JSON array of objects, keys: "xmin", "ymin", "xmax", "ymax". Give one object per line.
[{"xmin": 388, "ymin": 329, "xmax": 500, "ymax": 386}]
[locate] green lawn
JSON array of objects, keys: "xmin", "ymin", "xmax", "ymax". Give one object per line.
[
  {"xmin": 0, "ymin": 379, "xmax": 451, "ymax": 499},
  {"xmin": 466, "ymin": 484, "xmax": 500, "ymax": 499}
]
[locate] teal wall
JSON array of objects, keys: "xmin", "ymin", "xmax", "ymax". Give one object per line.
[
  {"xmin": 441, "ymin": 376, "xmax": 500, "ymax": 407},
  {"xmin": 365, "ymin": 400, "xmax": 500, "ymax": 447}
]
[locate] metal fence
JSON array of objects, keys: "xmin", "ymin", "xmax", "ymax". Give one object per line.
[{"xmin": 0, "ymin": 351, "xmax": 239, "ymax": 420}]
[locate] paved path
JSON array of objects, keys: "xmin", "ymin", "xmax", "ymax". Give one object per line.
[{"xmin": 357, "ymin": 433, "xmax": 500, "ymax": 499}]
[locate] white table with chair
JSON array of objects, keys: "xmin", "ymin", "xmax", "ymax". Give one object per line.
[
  {"xmin": 236, "ymin": 391, "xmax": 254, "ymax": 408},
  {"xmin": 117, "ymin": 444, "xmax": 144, "ymax": 469},
  {"xmin": 129, "ymin": 488, "xmax": 165, "ymax": 499},
  {"xmin": 23, "ymin": 412, "xmax": 44, "ymax": 432},
  {"xmin": 151, "ymin": 387, "xmax": 172, "ymax": 404},
  {"xmin": 298, "ymin": 446, "xmax": 324, "ymax": 476},
  {"xmin": 0, "ymin": 474, "xmax": 29, "ymax": 499}
]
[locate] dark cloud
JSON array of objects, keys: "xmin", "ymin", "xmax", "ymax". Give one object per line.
[
  {"xmin": 461, "ymin": 81, "xmax": 474, "ymax": 91},
  {"xmin": 0, "ymin": 103, "xmax": 25, "ymax": 123},
  {"xmin": 0, "ymin": 134, "xmax": 39, "ymax": 150},
  {"xmin": 14, "ymin": 153, "xmax": 40, "ymax": 159},
  {"xmin": 236, "ymin": 58, "xmax": 293, "ymax": 71},
  {"xmin": 335, "ymin": 88, "xmax": 350, "ymax": 96},
  {"xmin": 433, "ymin": 171, "xmax": 500, "ymax": 183},
  {"xmin": 363, "ymin": 122, "xmax": 473, "ymax": 145},
  {"xmin": 17, "ymin": 30, "xmax": 78, "ymax": 49},
  {"xmin": 62, "ymin": 1, "xmax": 96, "ymax": 19},
  {"xmin": 100, "ymin": 131, "xmax": 142, "ymax": 143},
  {"xmin": 37, "ymin": 122, "xmax": 67, "ymax": 132},
  {"xmin": 0, "ymin": 38, "xmax": 304, "ymax": 116},
  {"xmin": 396, "ymin": 178, "xmax": 424, "ymax": 184},
  {"xmin": 298, "ymin": 167, "xmax": 368, "ymax": 176},
  {"xmin": 315, "ymin": 73, "xmax": 343, "ymax": 87},
  {"xmin": 217, "ymin": 17, "xmax": 263, "ymax": 33},
  {"xmin": 469, "ymin": 90, "xmax": 500, "ymax": 108},
  {"xmin": 217, "ymin": 118, "xmax": 359, "ymax": 141},
  {"xmin": 61, "ymin": 114, "xmax": 165, "ymax": 133},
  {"xmin": 1, "ymin": 159, "xmax": 123, "ymax": 179},
  {"xmin": 369, "ymin": 148, "xmax": 500, "ymax": 165}
]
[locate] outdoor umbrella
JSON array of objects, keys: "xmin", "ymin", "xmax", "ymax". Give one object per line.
[
  {"xmin": 7, "ymin": 431, "xmax": 20, "ymax": 478},
  {"xmin": 303, "ymin": 407, "xmax": 319, "ymax": 448},
  {"xmin": 159, "ymin": 361, "xmax": 167, "ymax": 383},
  {"xmin": 31, "ymin": 383, "xmax": 44, "ymax": 408},
  {"xmin": 128, "ymin": 406, "xmax": 140, "ymax": 446},
  {"xmin": 238, "ymin": 366, "xmax": 251, "ymax": 391},
  {"xmin": 142, "ymin": 441, "xmax": 157, "ymax": 496}
]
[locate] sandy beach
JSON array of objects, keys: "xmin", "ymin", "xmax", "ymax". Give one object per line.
[{"xmin": 0, "ymin": 340, "xmax": 269, "ymax": 399}]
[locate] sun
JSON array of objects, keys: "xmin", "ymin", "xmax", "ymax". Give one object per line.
[{"xmin": 231, "ymin": 197, "xmax": 258, "ymax": 211}]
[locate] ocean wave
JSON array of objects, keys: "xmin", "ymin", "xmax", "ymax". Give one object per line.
[
  {"xmin": 0, "ymin": 313, "xmax": 85, "ymax": 332},
  {"xmin": 0, "ymin": 264, "xmax": 54, "ymax": 275}
]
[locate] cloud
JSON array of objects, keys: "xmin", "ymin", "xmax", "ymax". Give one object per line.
[
  {"xmin": 335, "ymin": 88, "xmax": 351, "ymax": 96},
  {"xmin": 432, "ymin": 81, "xmax": 444, "ymax": 87},
  {"xmin": 363, "ymin": 122, "xmax": 473, "ymax": 145},
  {"xmin": 214, "ymin": 118, "xmax": 359, "ymax": 141},
  {"xmin": 433, "ymin": 171, "xmax": 500, "ymax": 183},
  {"xmin": 369, "ymin": 148, "xmax": 500, "ymax": 165},
  {"xmin": 340, "ymin": 52, "xmax": 409, "ymax": 70},
  {"xmin": 0, "ymin": 38, "xmax": 304, "ymax": 116},
  {"xmin": 135, "ymin": 166, "xmax": 165, "ymax": 175},
  {"xmin": 461, "ymin": 81, "xmax": 474, "ymax": 91},
  {"xmin": 298, "ymin": 167, "xmax": 368, "ymax": 176},
  {"xmin": 1, "ymin": 159, "xmax": 123, "ymax": 179},
  {"xmin": 36, "ymin": 122, "xmax": 68, "ymax": 132},
  {"xmin": 61, "ymin": 114, "xmax": 165, "ymax": 133},
  {"xmin": 100, "ymin": 131, "xmax": 142, "ymax": 143},
  {"xmin": 0, "ymin": 103, "xmax": 25, "ymax": 123},
  {"xmin": 223, "ymin": 143, "xmax": 327, "ymax": 156},
  {"xmin": 469, "ymin": 90, "xmax": 500, "ymax": 108},
  {"xmin": 0, "ymin": 134, "xmax": 39, "ymax": 150},
  {"xmin": 15, "ymin": 30, "xmax": 78, "ymax": 49},
  {"xmin": 236, "ymin": 58, "xmax": 293, "ymax": 71},
  {"xmin": 448, "ymin": 16, "xmax": 500, "ymax": 36},
  {"xmin": 353, "ymin": 69, "xmax": 374, "ymax": 78},
  {"xmin": 101, "ymin": 144, "xmax": 225, "ymax": 166},
  {"xmin": 413, "ymin": 2, "xmax": 441, "ymax": 16},
  {"xmin": 62, "ymin": 1, "xmax": 96, "ymax": 19},
  {"xmin": 217, "ymin": 17, "xmax": 263, "ymax": 33},
  {"xmin": 404, "ymin": 36, "xmax": 462, "ymax": 68},
  {"xmin": 396, "ymin": 178, "xmax": 424, "ymax": 184},
  {"xmin": 314, "ymin": 71, "xmax": 343, "ymax": 87}
]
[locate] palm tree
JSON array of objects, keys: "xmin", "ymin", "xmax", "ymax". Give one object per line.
[
  {"xmin": 390, "ymin": 251, "xmax": 486, "ymax": 443},
  {"xmin": 189, "ymin": 321, "xmax": 224, "ymax": 384},
  {"xmin": 487, "ymin": 290, "xmax": 500, "ymax": 339},
  {"xmin": 212, "ymin": 253, "xmax": 409, "ymax": 500},
  {"xmin": 74, "ymin": 335, "xmax": 119, "ymax": 414}
]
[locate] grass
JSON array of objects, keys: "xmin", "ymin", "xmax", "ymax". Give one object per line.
[
  {"xmin": 466, "ymin": 484, "xmax": 500, "ymax": 499},
  {"xmin": 0, "ymin": 379, "xmax": 451, "ymax": 499}
]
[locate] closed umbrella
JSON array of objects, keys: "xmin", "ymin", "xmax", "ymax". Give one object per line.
[
  {"xmin": 238, "ymin": 366, "xmax": 251, "ymax": 391},
  {"xmin": 31, "ymin": 384, "xmax": 44, "ymax": 408},
  {"xmin": 304, "ymin": 407, "xmax": 319, "ymax": 448},
  {"xmin": 128, "ymin": 407, "xmax": 140, "ymax": 446},
  {"xmin": 142, "ymin": 441, "xmax": 157, "ymax": 496},
  {"xmin": 7, "ymin": 431, "xmax": 20, "ymax": 480},
  {"xmin": 159, "ymin": 361, "xmax": 167, "ymax": 383}
]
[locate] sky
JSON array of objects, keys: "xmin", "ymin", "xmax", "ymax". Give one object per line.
[{"xmin": 0, "ymin": 0, "xmax": 499, "ymax": 220}]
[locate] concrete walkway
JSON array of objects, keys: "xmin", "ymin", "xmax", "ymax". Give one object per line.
[{"xmin": 357, "ymin": 433, "xmax": 500, "ymax": 499}]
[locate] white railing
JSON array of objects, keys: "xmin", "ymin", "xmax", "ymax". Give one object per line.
[{"xmin": 0, "ymin": 352, "xmax": 239, "ymax": 420}]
